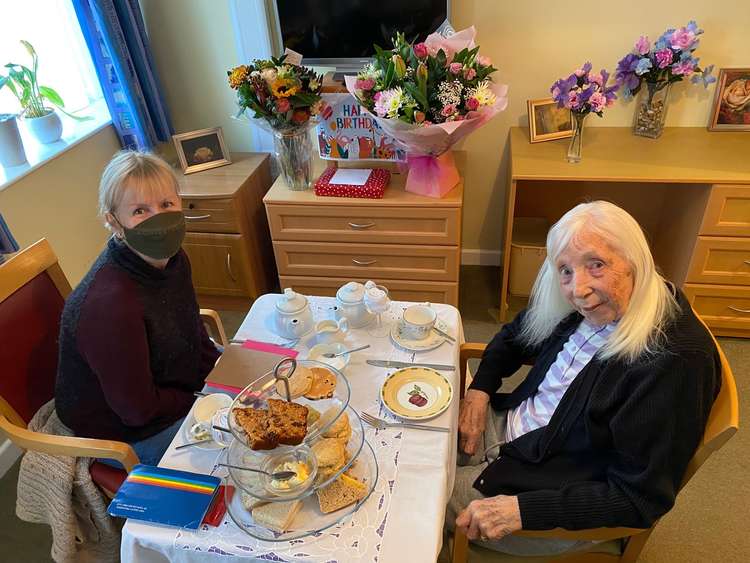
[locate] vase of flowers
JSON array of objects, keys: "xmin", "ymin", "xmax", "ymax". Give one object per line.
[
  {"xmin": 551, "ymin": 62, "xmax": 619, "ymax": 163},
  {"xmin": 615, "ymin": 21, "xmax": 714, "ymax": 139},
  {"xmin": 346, "ymin": 26, "xmax": 508, "ymax": 198},
  {"xmin": 228, "ymin": 56, "xmax": 324, "ymax": 190}
]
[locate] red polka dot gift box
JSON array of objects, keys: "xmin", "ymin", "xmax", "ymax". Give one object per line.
[{"xmin": 313, "ymin": 167, "xmax": 390, "ymax": 199}]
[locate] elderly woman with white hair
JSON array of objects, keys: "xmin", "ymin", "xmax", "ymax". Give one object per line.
[
  {"xmin": 447, "ymin": 201, "xmax": 721, "ymax": 556},
  {"xmin": 55, "ymin": 151, "xmax": 220, "ymax": 467}
]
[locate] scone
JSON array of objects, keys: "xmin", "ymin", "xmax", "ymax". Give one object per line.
[
  {"xmin": 304, "ymin": 367, "xmax": 337, "ymax": 400},
  {"xmin": 267, "ymin": 399, "xmax": 309, "ymax": 446},
  {"xmin": 316, "ymin": 473, "xmax": 368, "ymax": 514},
  {"xmin": 323, "ymin": 411, "xmax": 351, "ymax": 443},
  {"xmin": 275, "ymin": 364, "xmax": 313, "ymax": 400},
  {"xmin": 312, "ymin": 438, "xmax": 346, "ymax": 472}
]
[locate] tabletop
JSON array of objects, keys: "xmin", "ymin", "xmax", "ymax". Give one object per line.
[{"xmin": 121, "ymin": 294, "xmax": 464, "ymax": 562}]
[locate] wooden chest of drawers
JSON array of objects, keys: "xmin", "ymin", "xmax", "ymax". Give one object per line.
[
  {"xmin": 263, "ymin": 160, "xmax": 464, "ymax": 306},
  {"xmin": 684, "ymin": 184, "xmax": 750, "ymax": 337},
  {"xmin": 178, "ymin": 153, "xmax": 277, "ymax": 310}
]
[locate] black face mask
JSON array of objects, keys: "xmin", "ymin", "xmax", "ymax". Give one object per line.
[{"xmin": 113, "ymin": 211, "xmax": 186, "ymax": 260}]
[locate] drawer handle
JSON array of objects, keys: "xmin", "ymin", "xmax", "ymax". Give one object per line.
[
  {"xmin": 184, "ymin": 214, "xmax": 212, "ymax": 221},
  {"xmin": 744, "ymin": 260, "xmax": 750, "ymax": 266},
  {"xmin": 226, "ymin": 253, "xmax": 237, "ymax": 282},
  {"xmin": 348, "ymin": 221, "xmax": 375, "ymax": 230},
  {"xmin": 352, "ymin": 258, "xmax": 377, "ymax": 266},
  {"xmin": 728, "ymin": 305, "xmax": 750, "ymax": 314}
]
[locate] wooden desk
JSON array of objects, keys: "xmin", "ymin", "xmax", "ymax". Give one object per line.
[
  {"xmin": 178, "ymin": 153, "xmax": 277, "ymax": 310},
  {"xmin": 503, "ymin": 127, "xmax": 750, "ymax": 337},
  {"xmin": 264, "ymin": 156, "xmax": 464, "ymax": 306}
]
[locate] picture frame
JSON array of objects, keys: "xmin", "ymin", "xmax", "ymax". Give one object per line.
[
  {"xmin": 172, "ymin": 127, "xmax": 232, "ymax": 174},
  {"xmin": 708, "ymin": 68, "xmax": 750, "ymax": 131},
  {"xmin": 527, "ymin": 98, "xmax": 573, "ymax": 143}
]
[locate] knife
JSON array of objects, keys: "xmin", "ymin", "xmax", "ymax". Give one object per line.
[{"xmin": 366, "ymin": 359, "xmax": 456, "ymax": 371}]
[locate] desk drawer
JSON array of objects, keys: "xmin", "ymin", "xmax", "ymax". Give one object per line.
[
  {"xmin": 683, "ymin": 283, "xmax": 750, "ymax": 333},
  {"xmin": 278, "ymin": 275, "xmax": 458, "ymax": 306},
  {"xmin": 273, "ymin": 241, "xmax": 459, "ymax": 282},
  {"xmin": 701, "ymin": 185, "xmax": 750, "ymax": 237},
  {"xmin": 181, "ymin": 197, "xmax": 239, "ymax": 233},
  {"xmin": 687, "ymin": 237, "xmax": 750, "ymax": 285},
  {"xmin": 266, "ymin": 204, "xmax": 460, "ymax": 245}
]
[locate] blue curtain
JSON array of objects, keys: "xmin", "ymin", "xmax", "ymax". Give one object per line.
[{"xmin": 72, "ymin": 0, "xmax": 173, "ymax": 151}]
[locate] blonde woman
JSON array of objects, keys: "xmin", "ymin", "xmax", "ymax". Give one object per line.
[
  {"xmin": 448, "ymin": 201, "xmax": 720, "ymax": 556},
  {"xmin": 55, "ymin": 151, "xmax": 220, "ymax": 466}
]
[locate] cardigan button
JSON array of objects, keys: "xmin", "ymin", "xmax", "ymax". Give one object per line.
[{"xmin": 479, "ymin": 479, "xmax": 484, "ymax": 485}]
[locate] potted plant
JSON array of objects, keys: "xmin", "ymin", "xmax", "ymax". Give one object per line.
[
  {"xmin": 0, "ymin": 110, "xmax": 27, "ymax": 168},
  {"xmin": 1, "ymin": 40, "xmax": 89, "ymax": 144}
]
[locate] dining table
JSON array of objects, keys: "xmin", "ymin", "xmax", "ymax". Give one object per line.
[{"xmin": 120, "ymin": 293, "xmax": 465, "ymax": 562}]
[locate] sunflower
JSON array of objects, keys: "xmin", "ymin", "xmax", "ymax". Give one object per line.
[
  {"xmin": 271, "ymin": 77, "xmax": 300, "ymax": 98},
  {"xmin": 228, "ymin": 65, "xmax": 250, "ymax": 89}
]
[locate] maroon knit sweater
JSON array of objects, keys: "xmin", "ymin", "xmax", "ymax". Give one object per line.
[{"xmin": 55, "ymin": 238, "xmax": 220, "ymax": 442}]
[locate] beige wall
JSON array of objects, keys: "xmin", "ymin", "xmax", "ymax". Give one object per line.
[
  {"xmin": 144, "ymin": 1, "xmax": 749, "ymax": 252},
  {"xmin": 0, "ymin": 126, "xmax": 120, "ymax": 284}
]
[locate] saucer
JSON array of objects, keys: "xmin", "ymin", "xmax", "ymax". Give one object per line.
[
  {"xmin": 380, "ymin": 367, "xmax": 453, "ymax": 420},
  {"xmin": 390, "ymin": 318, "xmax": 450, "ymax": 352},
  {"xmin": 305, "ymin": 342, "xmax": 350, "ymax": 371}
]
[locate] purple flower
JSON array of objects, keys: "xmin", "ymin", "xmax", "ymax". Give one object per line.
[
  {"xmin": 615, "ymin": 53, "xmax": 640, "ymax": 89},
  {"xmin": 655, "ymin": 49, "xmax": 673, "ymax": 69},
  {"xmin": 670, "ymin": 27, "xmax": 696, "ymax": 50},
  {"xmin": 691, "ymin": 64, "xmax": 716, "ymax": 88},
  {"xmin": 574, "ymin": 61, "xmax": 593, "ymax": 77},
  {"xmin": 635, "ymin": 36, "xmax": 651, "ymax": 56},
  {"xmin": 672, "ymin": 59, "xmax": 696, "ymax": 76}
]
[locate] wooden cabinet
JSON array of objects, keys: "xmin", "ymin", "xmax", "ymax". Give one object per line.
[
  {"xmin": 178, "ymin": 153, "xmax": 277, "ymax": 310},
  {"xmin": 264, "ymin": 158, "xmax": 464, "ymax": 306}
]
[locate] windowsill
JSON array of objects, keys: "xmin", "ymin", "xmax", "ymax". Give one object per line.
[{"xmin": 0, "ymin": 98, "xmax": 112, "ymax": 191}]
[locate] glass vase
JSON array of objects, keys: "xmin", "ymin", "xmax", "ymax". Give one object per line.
[
  {"xmin": 566, "ymin": 113, "xmax": 587, "ymax": 163},
  {"xmin": 633, "ymin": 81, "xmax": 672, "ymax": 139},
  {"xmin": 273, "ymin": 128, "xmax": 312, "ymax": 190}
]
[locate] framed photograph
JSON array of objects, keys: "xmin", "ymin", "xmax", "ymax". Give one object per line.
[
  {"xmin": 709, "ymin": 68, "xmax": 750, "ymax": 131},
  {"xmin": 172, "ymin": 127, "xmax": 232, "ymax": 174},
  {"xmin": 527, "ymin": 98, "xmax": 573, "ymax": 143}
]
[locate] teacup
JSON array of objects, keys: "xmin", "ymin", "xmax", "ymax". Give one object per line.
[
  {"xmin": 314, "ymin": 318, "xmax": 349, "ymax": 345},
  {"xmin": 401, "ymin": 303, "xmax": 437, "ymax": 340}
]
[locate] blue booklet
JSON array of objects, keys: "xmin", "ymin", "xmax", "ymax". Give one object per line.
[{"xmin": 107, "ymin": 465, "xmax": 221, "ymax": 529}]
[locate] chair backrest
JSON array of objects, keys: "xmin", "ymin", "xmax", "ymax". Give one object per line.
[{"xmin": 0, "ymin": 239, "xmax": 71, "ymax": 428}]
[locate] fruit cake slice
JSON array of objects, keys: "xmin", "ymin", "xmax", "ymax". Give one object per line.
[
  {"xmin": 267, "ymin": 399, "xmax": 309, "ymax": 446},
  {"xmin": 233, "ymin": 407, "xmax": 278, "ymax": 450}
]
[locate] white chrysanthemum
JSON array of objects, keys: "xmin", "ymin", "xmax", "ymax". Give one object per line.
[{"xmin": 468, "ymin": 81, "xmax": 496, "ymax": 106}]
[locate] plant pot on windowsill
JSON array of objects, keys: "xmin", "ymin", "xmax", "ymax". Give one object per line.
[
  {"xmin": 22, "ymin": 108, "xmax": 63, "ymax": 144},
  {"xmin": 0, "ymin": 114, "xmax": 28, "ymax": 167}
]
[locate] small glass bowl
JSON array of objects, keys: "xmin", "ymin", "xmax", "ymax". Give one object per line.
[{"xmin": 260, "ymin": 445, "xmax": 318, "ymax": 498}]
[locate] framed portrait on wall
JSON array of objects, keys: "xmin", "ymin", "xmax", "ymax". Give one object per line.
[
  {"xmin": 172, "ymin": 127, "xmax": 232, "ymax": 174},
  {"xmin": 527, "ymin": 98, "xmax": 573, "ymax": 143},
  {"xmin": 709, "ymin": 68, "xmax": 750, "ymax": 131}
]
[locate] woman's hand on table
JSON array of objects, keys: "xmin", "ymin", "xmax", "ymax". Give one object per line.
[
  {"xmin": 458, "ymin": 389, "xmax": 490, "ymax": 455},
  {"xmin": 455, "ymin": 495, "xmax": 522, "ymax": 541}
]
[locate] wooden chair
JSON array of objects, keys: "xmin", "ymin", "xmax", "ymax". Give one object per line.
[
  {"xmin": 451, "ymin": 320, "xmax": 739, "ymax": 563},
  {"xmin": 0, "ymin": 238, "xmax": 228, "ymax": 495}
]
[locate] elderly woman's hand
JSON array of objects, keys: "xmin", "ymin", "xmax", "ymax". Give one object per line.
[
  {"xmin": 458, "ymin": 389, "xmax": 490, "ymax": 455},
  {"xmin": 455, "ymin": 495, "xmax": 522, "ymax": 541}
]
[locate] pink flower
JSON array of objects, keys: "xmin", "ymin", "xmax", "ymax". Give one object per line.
[
  {"xmin": 441, "ymin": 103, "xmax": 457, "ymax": 116},
  {"xmin": 566, "ymin": 90, "xmax": 580, "ymax": 109},
  {"xmin": 574, "ymin": 67, "xmax": 586, "ymax": 77},
  {"xmin": 551, "ymin": 86, "xmax": 561, "ymax": 98},
  {"xmin": 414, "ymin": 111, "xmax": 426, "ymax": 123},
  {"xmin": 635, "ymin": 36, "xmax": 651, "ymax": 56},
  {"xmin": 355, "ymin": 78, "xmax": 375, "ymax": 91},
  {"xmin": 463, "ymin": 67, "xmax": 477, "ymax": 80},
  {"xmin": 476, "ymin": 55, "xmax": 491, "ymax": 67},
  {"xmin": 453, "ymin": 114, "xmax": 465, "ymax": 121},
  {"xmin": 670, "ymin": 28, "xmax": 696, "ymax": 50},
  {"xmin": 449, "ymin": 62, "xmax": 463, "ymax": 75},
  {"xmin": 589, "ymin": 91, "xmax": 606, "ymax": 113},
  {"xmin": 466, "ymin": 97, "xmax": 479, "ymax": 111},
  {"xmin": 655, "ymin": 49, "xmax": 673, "ymax": 69},
  {"xmin": 672, "ymin": 60, "xmax": 695, "ymax": 76},
  {"xmin": 373, "ymin": 91, "xmax": 382, "ymax": 101},
  {"xmin": 413, "ymin": 43, "xmax": 428, "ymax": 59},
  {"xmin": 275, "ymin": 98, "xmax": 291, "ymax": 113}
]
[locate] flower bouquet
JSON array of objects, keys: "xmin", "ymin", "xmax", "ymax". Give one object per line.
[
  {"xmin": 615, "ymin": 21, "xmax": 714, "ymax": 138},
  {"xmin": 228, "ymin": 55, "xmax": 325, "ymax": 189},
  {"xmin": 550, "ymin": 63, "xmax": 619, "ymax": 163},
  {"xmin": 346, "ymin": 26, "xmax": 508, "ymax": 198}
]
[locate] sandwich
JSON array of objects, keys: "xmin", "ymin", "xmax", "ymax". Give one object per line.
[
  {"xmin": 251, "ymin": 499, "xmax": 302, "ymax": 533},
  {"xmin": 316, "ymin": 473, "xmax": 368, "ymax": 514}
]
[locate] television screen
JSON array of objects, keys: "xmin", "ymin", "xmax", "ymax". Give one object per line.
[{"xmin": 275, "ymin": 0, "xmax": 447, "ymax": 61}]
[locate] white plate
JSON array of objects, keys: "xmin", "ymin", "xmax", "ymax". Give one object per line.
[
  {"xmin": 390, "ymin": 318, "xmax": 450, "ymax": 352},
  {"xmin": 182, "ymin": 419, "xmax": 223, "ymax": 450}
]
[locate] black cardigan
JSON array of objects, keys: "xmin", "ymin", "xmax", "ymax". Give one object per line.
[{"xmin": 468, "ymin": 288, "xmax": 720, "ymax": 531}]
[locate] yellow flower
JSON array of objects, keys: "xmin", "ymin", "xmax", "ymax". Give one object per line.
[
  {"xmin": 228, "ymin": 65, "xmax": 250, "ymax": 89},
  {"xmin": 271, "ymin": 77, "xmax": 300, "ymax": 98}
]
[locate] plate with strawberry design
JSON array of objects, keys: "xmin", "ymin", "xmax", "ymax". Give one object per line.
[{"xmin": 380, "ymin": 367, "xmax": 453, "ymax": 420}]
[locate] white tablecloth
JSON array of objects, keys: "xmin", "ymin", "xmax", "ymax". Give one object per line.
[{"xmin": 121, "ymin": 294, "xmax": 464, "ymax": 562}]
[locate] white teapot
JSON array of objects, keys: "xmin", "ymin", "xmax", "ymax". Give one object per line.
[
  {"xmin": 335, "ymin": 281, "xmax": 374, "ymax": 328},
  {"xmin": 273, "ymin": 288, "xmax": 314, "ymax": 339}
]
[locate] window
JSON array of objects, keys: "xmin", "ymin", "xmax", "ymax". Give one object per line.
[{"xmin": 0, "ymin": 0, "xmax": 112, "ymax": 189}]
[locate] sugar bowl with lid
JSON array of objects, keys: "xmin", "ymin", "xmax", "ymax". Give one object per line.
[
  {"xmin": 273, "ymin": 288, "xmax": 314, "ymax": 339},
  {"xmin": 334, "ymin": 281, "xmax": 374, "ymax": 328}
]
